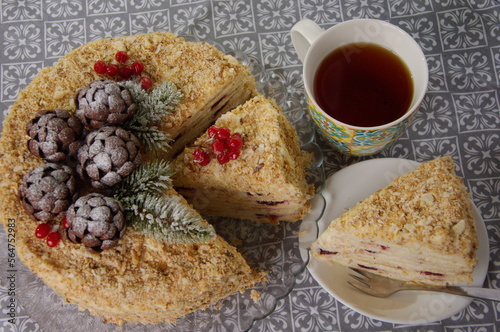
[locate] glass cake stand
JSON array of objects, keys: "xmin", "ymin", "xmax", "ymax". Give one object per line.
[{"xmin": 1, "ymin": 40, "xmax": 326, "ymax": 332}]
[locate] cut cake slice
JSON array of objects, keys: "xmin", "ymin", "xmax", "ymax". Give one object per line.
[
  {"xmin": 172, "ymin": 94, "xmax": 315, "ymax": 224},
  {"xmin": 311, "ymin": 156, "xmax": 478, "ymax": 286}
]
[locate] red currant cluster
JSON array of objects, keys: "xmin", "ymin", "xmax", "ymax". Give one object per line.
[
  {"xmin": 93, "ymin": 51, "xmax": 152, "ymax": 90},
  {"xmin": 34, "ymin": 217, "xmax": 71, "ymax": 247},
  {"xmin": 192, "ymin": 126, "xmax": 243, "ymax": 166}
]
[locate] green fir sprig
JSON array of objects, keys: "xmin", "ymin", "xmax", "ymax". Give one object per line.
[
  {"xmin": 112, "ymin": 160, "xmax": 215, "ymax": 244},
  {"xmin": 113, "ymin": 159, "xmax": 174, "ymax": 196},
  {"xmin": 119, "ymin": 80, "xmax": 183, "ymax": 155},
  {"xmin": 120, "ymin": 193, "xmax": 215, "ymax": 244}
]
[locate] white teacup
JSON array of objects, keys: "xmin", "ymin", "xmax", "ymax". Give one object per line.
[{"xmin": 291, "ymin": 19, "xmax": 428, "ymax": 156}]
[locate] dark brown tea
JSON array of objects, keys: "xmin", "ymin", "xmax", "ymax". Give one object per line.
[{"xmin": 313, "ymin": 43, "xmax": 413, "ymax": 127}]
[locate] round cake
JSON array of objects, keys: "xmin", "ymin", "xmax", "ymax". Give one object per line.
[{"xmin": 0, "ymin": 32, "xmax": 266, "ymax": 325}]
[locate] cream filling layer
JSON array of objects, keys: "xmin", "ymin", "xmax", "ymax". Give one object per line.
[
  {"xmin": 311, "ymin": 232, "xmax": 475, "ymax": 285},
  {"xmin": 176, "ymin": 187, "xmax": 309, "ymax": 223}
]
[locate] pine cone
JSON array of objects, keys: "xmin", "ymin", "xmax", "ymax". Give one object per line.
[
  {"xmin": 75, "ymin": 80, "xmax": 137, "ymax": 129},
  {"xmin": 66, "ymin": 193, "xmax": 126, "ymax": 252},
  {"xmin": 18, "ymin": 163, "xmax": 78, "ymax": 222},
  {"xmin": 77, "ymin": 126, "xmax": 141, "ymax": 189},
  {"xmin": 26, "ymin": 109, "xmax": 84, "ymax": 162}
]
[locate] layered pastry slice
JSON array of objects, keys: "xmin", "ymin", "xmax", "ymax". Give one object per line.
[
  {"xmin": 172, "ymin": 94, "xmax": 315, "ymax": 224},
  {"xmin": 311, "ymin": 156, "xmax": 478, "ymax": 286}
]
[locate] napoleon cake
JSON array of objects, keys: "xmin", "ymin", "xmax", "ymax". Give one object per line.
[
  {"xmin": 172, "ymin": 94, "xmax": 315, "ymax": 224},
  {"xmin": 0, "ymin": 32, "xmax": 265, "ymax": 326},
  {"xmin": 311, "ymin": 156, "xmax": 478, "ymax": 286}
]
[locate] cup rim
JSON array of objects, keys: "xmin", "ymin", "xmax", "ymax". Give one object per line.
[{"xmin": 303, "ymin": 18, "xmax": 429, "ymax": 131}]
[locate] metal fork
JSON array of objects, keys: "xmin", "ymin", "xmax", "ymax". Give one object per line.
[{"xmin": 348, "ymin": 267, "xmax": 500, "ymax": 301}]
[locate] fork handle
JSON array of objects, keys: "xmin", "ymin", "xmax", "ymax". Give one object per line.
[{"xmin": 425, "ymin": 286, "xmax": 500, "ymax": 301}]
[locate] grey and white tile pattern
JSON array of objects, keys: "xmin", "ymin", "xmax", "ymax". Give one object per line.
[{"xmin": 1, "ymin": 0, "xmax": 499, "ymax": 331}]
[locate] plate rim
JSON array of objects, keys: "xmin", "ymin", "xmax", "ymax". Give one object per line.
[{"xmin": 302, "ymin": 157, "xmax": 489, "ymax": 324}]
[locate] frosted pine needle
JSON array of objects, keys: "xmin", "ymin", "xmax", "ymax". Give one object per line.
[
  {"xmin": 112, "ymin": 160, "xmax": 215, "ymax": 244},
  {"xmin": 120, "ymin": 80, "xmax": 183, "ymax": 154}
]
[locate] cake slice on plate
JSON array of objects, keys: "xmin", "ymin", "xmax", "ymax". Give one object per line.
[
  {"xmin": 172, "ymin": 94, "xmax": 314, "ymax": 224},
  {"xmin": 311, "ymin": 156, "xmax": 478, "ymax": 286}
]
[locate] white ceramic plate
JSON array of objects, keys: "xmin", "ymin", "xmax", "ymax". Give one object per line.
[{"xmin": 300, "ymin": 158, "xmax": 489, "ymax": 325}]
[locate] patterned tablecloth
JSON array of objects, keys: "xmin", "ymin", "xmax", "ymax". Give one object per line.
[{"xmin": 1, "ymin": 0, "xmax": 499, "ymax": 331}]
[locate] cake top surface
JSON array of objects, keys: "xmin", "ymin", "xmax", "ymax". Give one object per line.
[
  {"xmin": 0, "ymin": 32, "xmax": 252, "ymax": 156},
  {"xmin": 172, "ymin": 94, "xmax": 314, "ymax": 199},
  {"xmin": 323, "ymin": 156, "xmax": 477, "ymax": 258}
]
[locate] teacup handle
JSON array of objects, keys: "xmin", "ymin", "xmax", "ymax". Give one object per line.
[{"xmin": 291, "ymin": 19, "xmax": 325, "ymax": 63}]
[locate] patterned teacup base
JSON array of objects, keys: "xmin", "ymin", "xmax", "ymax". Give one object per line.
[{"xmin": 308, "ymin": 103, "xmax": 414, "ymax": 156}]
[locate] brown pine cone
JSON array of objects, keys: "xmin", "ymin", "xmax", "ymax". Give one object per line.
[
  {"xmin": 66, "ymin": 193, "xmax": 126, "ymax": 253},
  {"xmin": 77, "ymin": 126, "xmax": 141, "ymax": 189},
  {"xmin": 26, "ymin": 109, "xmax": 84, "ymax": 162},
  {"xmin": 18, "ymin": 163, "xmax": 78, "ymax": 222},
  {"xmin": 75, "ymin": 80, "xmax": 137, "ymax": 129}
]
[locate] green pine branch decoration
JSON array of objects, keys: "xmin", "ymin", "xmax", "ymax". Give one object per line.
[
  {"xmin": 112, "ymin": 160, "xmax": 215, "ymax": 244},
  {"xmin": 120, "ymin": 80, "xmax": 183, "ymax": 154},
  {"xmin": 113, "ymin": 159, "xmax": 174, "ymax": 197},
  {"xmin": 122, "ymin": 193, "xmax": 215, "ymax": 244},
  {"xmin": 125, "ymin": 125, "xmax": 171, "ymax": 157}
]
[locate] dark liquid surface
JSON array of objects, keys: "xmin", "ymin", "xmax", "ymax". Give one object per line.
[{"xmin": 313, "ymin": 43, "xmax": 413, "ymax": 127}]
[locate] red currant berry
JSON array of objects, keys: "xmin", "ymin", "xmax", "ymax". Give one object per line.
[
  {"xmin": 217, "ymin": 151, "xmax": 230, "ymax": 164},
  {"xmin": 106, "ymin": 64, "xmax": 119, "ymax": 76},
  {"xmin": 211, "ymin": 140, "xmax": 227, "ymax": 155},
  {"xmin": 62, "ymin": 216, "xmax": 70, "ymax": 229},
  {"xmin": 207, "ymin": 126, "xmax": 218, "ymax": 138},
  {"xmin": 193, "ymin": 148, "xmax": 203, "ymax": 158},
  {"xmin": 119, "ymin": 65, "xmax": 133, "ymax": 79},
  {"xmin": 132, "ymin": 61, "xmax": 144, "ymax": 75},
  {"xmin": 115, "ymin": 51, "xmax": 128, "ymax": 63},
  {"xmin": 35, "ymin": 223, "xmax": 51, "ymax": 239},
  {"xmin": 228, "ymin": 149, "xmax": 241, "ymax": 160},
  {"xmin": 94, "ymin": 60, "xmax": 107, "ymax": 74},
  {"xmin": 227, "ymin": 134, "xmax": 243, "ymax": 150},
  {"xmin": 46, "ymin": 232, "xmax": 61, "ymax": 247},
  {"xmin": 199, "ymin": 157, "xmax": 211, "ymax": 166},
  {"xmin": 139, "ymin": 76, "xmax": 153, "ymax": 90},
  {"xmin": 193, "ymin": 148, "xmax": 211, "ymax": 166},
  {"xmin": 215, "ymin": 127, "xmax": 231, "ymax": 142}
]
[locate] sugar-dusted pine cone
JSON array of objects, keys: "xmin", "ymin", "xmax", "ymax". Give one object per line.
[
  {"xmin": 75, "ymin": 80, "xmax": 137, "ymax": 129},
  {"xmin": 66, "ymin": 193, "xmax": 126, "ymax": 253},
  {"xmin": 18, "ymin": 163, "xmax": 78, "ymax": 222},
  {"xmin": 26, "ymin": 109, "xmax": 84, "ymax": 162},
  {"xmin": 77, "ymin": 126, "xmax": 141, "ymax": 189}
]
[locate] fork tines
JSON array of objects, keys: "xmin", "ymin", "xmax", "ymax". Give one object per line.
[{"xmin": 347, "ymin": 267, "xmax": 372, "ymax": 289}]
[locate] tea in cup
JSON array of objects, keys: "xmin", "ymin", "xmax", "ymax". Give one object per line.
[{"xmin": 291, "ymin": 19, "xmax": 428, "ymax": 156}]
